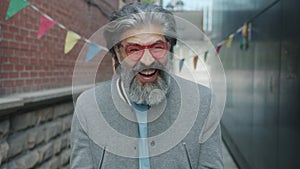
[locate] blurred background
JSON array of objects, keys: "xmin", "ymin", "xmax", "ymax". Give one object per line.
[{"xmin": 0, "ymin": 0, "xmax": 299, "ymax": 168}]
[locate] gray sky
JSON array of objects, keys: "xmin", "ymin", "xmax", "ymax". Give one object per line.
[{"xmin": 163, "ymin": 0, "xmax": 212, "ymax": 11}]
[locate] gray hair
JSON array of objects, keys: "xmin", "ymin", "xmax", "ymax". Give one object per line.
[{"xmin": 104, "ymin": 2, "xmax": 177, "ymax": 69}]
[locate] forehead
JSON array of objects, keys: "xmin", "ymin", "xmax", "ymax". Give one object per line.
[{"xmin": 121, "ymin": 24, "xmax": 165, "ymax": 44}]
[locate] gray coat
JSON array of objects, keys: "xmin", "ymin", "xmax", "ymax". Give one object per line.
[{"xmin": 70, "ymin": 76, "xmax": 224, "ymax": 169}]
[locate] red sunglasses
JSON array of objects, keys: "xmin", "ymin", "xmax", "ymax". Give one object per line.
[{"xmin": 120, "ymin": 41, "xmax": 169, "ymax": 61}]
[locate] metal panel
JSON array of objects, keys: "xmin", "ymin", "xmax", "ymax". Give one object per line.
[{"xmin": 212, "ymin": 0, "xmax": 300, "ymax": 168}]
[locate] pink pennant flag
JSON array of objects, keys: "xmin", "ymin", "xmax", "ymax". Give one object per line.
[
  {"xmin": 216, "ymin": 43, "xmax": 223, "ymax": 56},
  {"xmin": 37, "ymin": 15, "xmax": 56, "ymax": 39}
]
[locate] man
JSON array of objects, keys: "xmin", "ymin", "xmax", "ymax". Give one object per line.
[{"xmin": 71, "ymin": 2, "xmax": 224, "ymax": 169}]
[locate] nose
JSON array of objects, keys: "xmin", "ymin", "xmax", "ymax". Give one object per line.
[{"xmin": 139, "ymin": 49, "xmax": 155, "ymax": 66}]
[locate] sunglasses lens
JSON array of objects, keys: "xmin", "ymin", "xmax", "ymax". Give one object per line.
[
  {"xmin": 149, "ymin": 42, "xmax": 168, "ymax": 58},
  {"xmin": 122, "ymin": 42, "xmax": 169, "ymax": 61},
  {"xmin": 125, "ymin": 44, "xmax": 144, "ymax": 61}
]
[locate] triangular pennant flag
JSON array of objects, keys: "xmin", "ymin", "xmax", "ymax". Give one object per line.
[
  {"xmin": 37, "ymin": 15, "xmax": 56, "ymax": 39},
  {"xmin": 6, "ymin": 0, "xmax": 30, "ymax": 20},
  {"xmin": 216, "ymin": 43, "xmax": 223, "ymax": 55},
  {"xmin": 64, "ymin": 31, "xmax": 81, "ymax": 54},
  {"xmin": 179, "ymin": 59, "xmax": 185, "ymax": 72},
  {"xmin": 86, "ymin": 43, "xmax": 101, "ymax": 62},
  {"xmin": 240, "ymin": 37, "xmax": 249, "ymax": 51},
  {"xmin": 204, "ymin": 51, "xmax": 209, "ymax": 62},
  {"xmin": 242, "ymin": 23, "xmax": 248, "ymax": 37},
  {"xmin": 193, "ymin": 55, "xmax": 198, "ymax": 70},
  {"xmin": 226, "ymin": 34, "xmax": 234, "ymax": 48},
  {"xmin": 239, "ymin": 27, "xmax": 249, "ymax": 51},
  {"xmin": 248, "ymin": 22, "xmax": 252, "ymax": 41}
]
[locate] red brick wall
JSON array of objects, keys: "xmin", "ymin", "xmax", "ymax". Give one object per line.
[{"xmin": 0, "ymin": 0, "xmax": 117, "ymax": 96}]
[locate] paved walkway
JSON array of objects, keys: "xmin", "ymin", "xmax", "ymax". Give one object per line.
[{"xmin": 222, "ymin": 141, "xmax": 239, "ymax": 169}]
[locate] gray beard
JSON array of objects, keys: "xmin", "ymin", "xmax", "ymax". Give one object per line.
[
  {"xmin": 128, "ymin": 71, "xmax": 169, "ymax": 105},
  {"xmin": 116, "ymin": 59, "xmax": 171, "ymax": 106}
]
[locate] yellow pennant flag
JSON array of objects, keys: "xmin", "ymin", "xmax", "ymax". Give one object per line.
[
  {"xmin": 242, "ymin": 23, "xmax": 248, "ymax": 37},
  {"xmin": 64, "ymin": 31, "xmax": 81, "ymax": 54},
  {"xmin": 226, "ymin": 34, "xmax": 234, "ymax": 48}
]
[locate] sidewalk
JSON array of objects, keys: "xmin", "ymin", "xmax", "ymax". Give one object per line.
[{"xmin": 222, "ymin": 141, "xmax": 239, "ymax": 169}]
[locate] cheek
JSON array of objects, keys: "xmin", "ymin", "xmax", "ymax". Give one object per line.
[
  {"xmin": 157, "ymin": 56, "xmax": 168, "ymax": 65},
  {"xmin": 121, "ymin": 50, "xmax": 137, "ymax": 68},
  {"xmin": 123, "ymin": 57, "xmax": 137, "ymax": 68}
]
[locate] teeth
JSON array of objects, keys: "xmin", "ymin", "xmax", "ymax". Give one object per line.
[{"xmin": 140, "ymin": 69, "xmax": 156, "ymax": 75}]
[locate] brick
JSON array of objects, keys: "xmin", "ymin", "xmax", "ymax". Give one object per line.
[
  {"xmin": 1, "ymin": 64, "xmax": 14, "ymax": 71},
  {"xmin": 13, "ymin": 150, "xmax": 39, "ymax": 169},
  {"xmin": 7, "ymin": 133, "xmax": 26, "ymax": 158},
  {"xmin": 8, "ymin": 72, "xmax": 19, "ymax": 78},
  {"xmin": 20, "ymin": 72, "xmax": 29, "ymax": 78},
  {"xmin": 15, "ymin": 80, "xmax": 24, "ymax": 86},
  {"xmin": 0, "ymin": 120, "xmax": 9, "ymax": 139},
  {"xmin": 11, "ymin": 111, "xmax": 37, "ymax": 131},
  {"xmin": 2, "ymin": 80, "xmax": 14, "ymax": 86},
  {"xmin": 14, "ymin": 65, "xmax": 24, "ymax": 71},
  {"xmin": 37, "ymin": 142, "xmax": 53, "ymax": 163},
  {"xmin": 0, "ymin": 57, "xmax": 9, "ymax": 63},
  {"xmin": 0, "ymin": 141, "xmax": 9, "ymax": 165},
  {"xmin": 25, "ymin": 65, "xmax": 33, "ymax": 70}
]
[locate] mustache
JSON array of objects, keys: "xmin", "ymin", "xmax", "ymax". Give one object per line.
[
  {"xmin": 131, "ymin": 61, "xmax": 169, "ymax": 75},
  {"xmin": 117, "ymin": 60, "xmax": 170, "ymax": 81}
]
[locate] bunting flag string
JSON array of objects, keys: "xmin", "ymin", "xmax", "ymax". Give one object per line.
[
  {"xmin": 5, "ymin": 0, "xmax": 252, "ymax": 65},
  {"xmin": 178, "ymin": 0, "xmax": 280, "ymax": 70},
  {"xmin": 211, "ymin": 0, "xmax": 281, "ymax": 55},
  {"xmin": 210, "ymin": 22, "xmax": 250, "ymax": 57},
  {"xmin": 178, "ymin": 22, "xmax": 250, "ymax": 68},
  {"xmin": 5, "ymin": 0, "xmax": 108, "ymax": 62}
]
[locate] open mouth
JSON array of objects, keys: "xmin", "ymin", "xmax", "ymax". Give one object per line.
[
  {"xmin": 139, "ymin": 69, "xmax": 157, "ymax": 76},
  {"xmin": 136, "ymin": 69, "xmax": 159, "ymax": 83}
]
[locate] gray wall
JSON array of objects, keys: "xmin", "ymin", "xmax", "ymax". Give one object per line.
[
  {"xmin": 211, "ymin": 0, "xmax": 300, "ymax": 168},
  {"xmin": 0, "ymin": 92, "xmax": 75, "ymax": 169}
]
